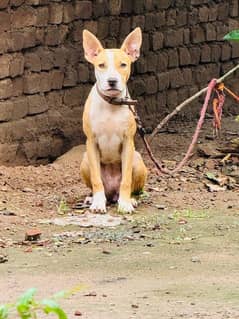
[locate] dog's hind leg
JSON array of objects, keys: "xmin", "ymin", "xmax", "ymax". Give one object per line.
[
  {"xmin": 80, "ymin": 152, "xmax": 92, "ymax": 189},
  {"xmin": 131, "ymin": 151, "xmax": 148, "ymax": 196}
]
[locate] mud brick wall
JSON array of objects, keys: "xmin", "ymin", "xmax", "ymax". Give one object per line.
[{"xmin": 0, "ymin": 0, "xmax": 238, "ymax": 164}]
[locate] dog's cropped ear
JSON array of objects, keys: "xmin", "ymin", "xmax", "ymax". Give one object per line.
[
  {"xmin": 120, "ymin": 27, "xmax": 142, "ymax": 62},
  {"xmin": 83, "ymin": 30, "xmax": 104, "ymax": 63}
]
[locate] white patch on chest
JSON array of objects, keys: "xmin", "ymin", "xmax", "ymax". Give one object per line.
[{"xmin": 89, "ymin": 87, "xmax": 130, "ymax": 164}]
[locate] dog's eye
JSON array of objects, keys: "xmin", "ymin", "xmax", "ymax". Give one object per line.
[
  {"xmin": 98, "ymin": 63, "xmax": 105, "ymax": 69},
  {"xmin": 120, "ymin": 62, "xmax": 127, "ymax": 68}
]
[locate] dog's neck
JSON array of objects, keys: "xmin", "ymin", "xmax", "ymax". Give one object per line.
[{"xmin": 95, "ymin": 84, "xmax": 138, "ymax": 106}]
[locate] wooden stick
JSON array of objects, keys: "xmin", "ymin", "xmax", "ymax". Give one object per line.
[{"xmin": 149, "ymin": 64, "xmax": 239, "ymax": 143}]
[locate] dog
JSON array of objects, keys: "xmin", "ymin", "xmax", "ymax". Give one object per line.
[{"xmin": 80, "ymin": 27, "xmax": 147, "ymax": 213}]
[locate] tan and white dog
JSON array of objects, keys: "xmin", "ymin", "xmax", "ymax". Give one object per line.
[{"xmin": 80, "ymin": 27, "xmax": 147, "ymax": 213}]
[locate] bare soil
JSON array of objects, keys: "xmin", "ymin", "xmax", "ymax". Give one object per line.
[{"xmin": 0, "ymin": 117, "xmax": 239, "ymax": 319}]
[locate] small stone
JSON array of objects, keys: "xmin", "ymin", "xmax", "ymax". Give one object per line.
[
  {"xmin": 131, "ymin": 304, "xmax": 139, "ymax": 309},
  {"xmin": 191, "ymin": 256, "xmax": 201, "ymax": 263},
  {"xmin": 25, "ymin": 228, "xmax": 42, "ymax": 241},
  {"xmin": 74, "ymin": 311, "xmax": 82, "ymax": 316},
  {"xmin": 0, "ymin": 254, "xmax": 8, "ymax": 263}
]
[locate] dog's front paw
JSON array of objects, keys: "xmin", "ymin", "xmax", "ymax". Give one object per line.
[
  {"xmin": 118, "ymin": 198, "xmax": 135, "ymax": 214},
  {"xmin": 90, "ymin": 191, "xmax": 106, "ymax": 213}
]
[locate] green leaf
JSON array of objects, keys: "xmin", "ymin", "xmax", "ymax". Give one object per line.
[
  {"xmin": 17, "ymin": 288, "xmax": 37, "ymax": 319},
  {"xmin": 41, "ymin": 299, "xmax": 68, "ymax": 319},
  {"xmin": 235, "ymin": 115, "xmax": 239, "ymax": 122},
  {"xmin": 224, "ymin": 30, "xmax": 239, "ymax": 41},
  {"xmin": 0, "ymin": 305, "xmax": 8, "ymax": 319}
]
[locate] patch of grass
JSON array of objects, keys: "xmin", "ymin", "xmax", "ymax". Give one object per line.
[
  {"xmin": 173, "ymin": 208, "xmax": 208, "ymax": 221},
  {"xmin": 57, "ymin": 198, "xmax": 70, "ymax": 215}
]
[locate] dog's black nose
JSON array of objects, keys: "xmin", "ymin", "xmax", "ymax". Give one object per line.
[{"xmin": 108, "ymin": 78, "xmax": 117, "ymax": 88}]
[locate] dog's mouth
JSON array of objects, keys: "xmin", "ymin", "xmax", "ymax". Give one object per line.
[{"xmin": 105, "ymin": 89, "xmax": 122, "ymax": 96}]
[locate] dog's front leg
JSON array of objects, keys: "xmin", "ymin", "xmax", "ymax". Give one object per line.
[
  {"xmin": 118, "ymin": 137, "xmax": 135, "ymax": 213},
  {"xmin": 87, "ymin": 139, "xmax": 106, "ymax": 213}
]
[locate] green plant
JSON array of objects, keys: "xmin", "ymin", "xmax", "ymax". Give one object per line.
[
  {"xmin": 0, "ymin": 286, "xmax": 83, "ymax": 319},
  {"xmin": 57, "ymin": 198, "xmax": 70, "ymax": 215},
  {"xmin": 224, "ymin": 30, "xmax": 239, "ymax": 41}
]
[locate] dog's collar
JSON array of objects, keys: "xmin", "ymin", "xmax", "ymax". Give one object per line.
[{"xmin": 96, "ymin": 85, "xmax": 138, "ymax": 106}]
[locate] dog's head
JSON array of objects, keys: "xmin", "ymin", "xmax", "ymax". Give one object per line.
[{"xmin": 83, "ymin": 28, "xmax": 142, "ymax": 97}]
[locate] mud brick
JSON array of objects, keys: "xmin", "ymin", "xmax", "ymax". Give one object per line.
[
  {"xmin": 78, "ymin": 63, "xmax": 89, "ymax": 83},
  {"xmin": 201, "ymin": 45, "xmax": 211, "ymax": 63},
  {"xmin": 109, "ymin": 18, "xmax": 120, "ymax": 38},
  {"xmin": 46, "ymin": 90, "xmax": 63, "ymax": 109},
  {"xmin": 164, "ymin": 29, "xmax": 183, "ymax": 47},
  {"xmin": 11, "ymin": 7, "xmax": 36, "ymax": 29},
  {"xmin": 63, "ymin": 68, "xmax": 78, "ymax": 87},
  {"xmin": 189, "ymin": 47, "xmax": 200, "ymax": 65},
  {"xmin": 218, "ymin": 2, "xmax": 229, "ymax": 20},
  {"xmin": 157, "ymin": 71, "xmax": 170, "ymax": 91},
  {"xmin": 24, "ymin": 52, "xmax": 41, "ymax": 72},
  {"xmin": 133, "ymin": 0, "xmax": 144, "ymax": 14},
  {"xmin": 199, "ymin": 6, "xmax": 209, "ymax": 23},
  {"xmin": 132, "ymin": 15, "xmax": 145, "ymax": 30},
  {"xmin": 205, "ymin": 23, "xmax": 216, "ymax": 41},
  {"xmin": 154, "ymin": 0, "xmax": 171, "ymax": 9},
  {"xmin": 83, "ymin": 21, "xmax": 97, "ymax": 35},
  {"xmin": 145, "ymin": 13, "xmax": 156, "ymax": 31},
  {"xmin": 121, "ymin": 0, "xmax": 132, "ymax": 14},
  {"xmin": 49, "ymin": 3, "xmax": 63, "ymax": 24},
  {"xmin": 24, "ymin": 73, "xmax": 41, "ymax": 94},
  {"xmin": 58, "ymin": 25, "xmax": 68, "ymax": 44},
  {"xmin": 12, "ymin": 96, "xmax": 28, "ymax": 120},
  {"xmin": 28, "ymin": 94, "xmax": 48, "ymax": 115},
  {"xmin": 221, "ymin": 44, "xmax": 231, "ymax": 61},
  {"xmin": 9, "ymin": 31, "xmax": 24, "ymax": 52},
  {"xmin": 0, "ymin": 143, "xmax": 18, "ymax": 162},
  {"xmin": 230, "ymin": 0, "xmax": 238, "ymax": 17},
  {"xmin": 97, "ymin": 17, "xmax": 109, "ymax": 39},
  {"xmin": 141, "ymin": 32, "xmax": 150, "ymax": 54},
  {"xmin": 0, "ymin": 32, "xmax": 10, "ymax": 54},
  {"xmin": 109, "ymin": 0, "xmax": 121, "ymax": 15},
  {"xmin": 63, "ymin": 87, "xmax": 84, "ymax": 106},
  {"xmin": 152, "ymin": 32, "xmax": 164, "ymax": 51},
  {"xmin": 135, "ymin": 57, "xmax": 147, "ymax": 74},
  {"xmin": 92, "ymin": 0, "xmax": 108, "ymax": 18},
  {"xmin": 38, "ymin": 49, "xmax": 54, "ymax": 70},
  {"xmin": 145, "ymin": 76, "xmax": 158, "ymax": 94},
  {"xmin": 147, "ymin": 52, "xmax": 158, "ymax": 72},
  {"xmin": 50, "ymin": 70, "xmax": 64, "ymax": 90},
  {"xmin": 168, "ymin": 49, "xmax": 179, "ymax": 68},
  {"xmin": 231, "ymin": 43, "xmax": 239, "ymax": 59},
  {"xmin": 10, "ymin": 53, "xmax": 24, "ymax": 77},
  {"xmin": 169, "ymin": 68, "xmax": 184, "ymax": 88},
  {"xmin": 176, "ymin": 10, "xmax": 187, "ymax": 26},
  {"xmin": 10, "ymin": 0, "xmax": 24, "ymax": 6},
  {"xmin": 210, "ymin": 44, "xmax": 221, "ymax": 62},
  {"xmin": 0, "ymin": 100, "xmax": 13, "ymax": 122},
  {"xmin": 208, "ymin": 5, "xmax": 218, "ymax": 21},
  {"xmin": 166, "ymin": 90, "xmax": 178, "ymax": 109},
  {"xmin": 63, "ymin": 2, "xmax": 75, "ymax": 23},
  {"xmin": 75, "ymin": 1, "xmax": 92, "ymax": 19},
  {"xmin": 12, "ymin": 77, "xmax": 23, "ymax": 97},
  {"xmin": 0, "ymin": 12, "xmax": 10, "ymax": 32},
  {"xmin": 154, "ymin": 11, "xmax": 166, "ymax": 28},
  {"xmin": 216, "ymin": 23, "xmax": 228, "ymax": 41},
  {"xmin": 23, "ymin": 28, "xmax": 37, "ymax": 49},
  {"xmin": 0, "ymin": 79, "xmax": 13, "ymax": 99},
  {"xmin": 157, "ymin": 51, "xmax": 168, "ymax": 72},
  {"xmin": 181, "ymin": 68, "xmax": 192, "ymax": 85},
  {"xmin": 119, "ymin": 17, "xmax": 131, "ymax": 38},
  {"xmin": 40, "ymin": 72, "xmax": 51, "ymax": 92},
  {"xmin": 72, "ymin": 20, "xmax": 83, "ymax": 42},
  {"xmin": 179, "ymin": 47, "xmax": 191, "ymax": 66},
  {"xmin": 183, "ymin": 28, "xmax": 190, "ymax": 44},
  {"xmin": 157, "ymin": 91, "xmax": 166, "ymax": 108},
  {"xmin": 130, "ymin": 78, "xmax": 145, "ymax": 96},
  {"xmin": 166, "ymin": 9, "xmax": 176, "ymax": 26},
  {"xmin": 0, "ymin": 0, "xmax": 9, "ymax": 8},
  {"xmin": 188, "ymin": 8, "xmax": 198, "ymax": 26},
  {"xmin": 45, "ymin": 25, "xmax": 60, "ymax": 46},
  {"xmin": 191, "ymin": 26, "xmax": 205, "ymax": 43},
  {"xmin": 36, "ymin": 6, "xmax": 49, "ymax": 27},
  {"xmin": 53, "ymin": 47, "xmax": 67, "ymax": 68},
  {"xmin": 177, "ymin": 87, "xmax": 189, "ymax": 104},
  {"xmin": 0, "ymin": 55, "xmax": 11, "ymax": 79}
]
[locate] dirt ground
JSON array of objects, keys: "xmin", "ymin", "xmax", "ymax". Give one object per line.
[{"xmin": 0, "ymin": 117, "xmax": 239, "ymax": 319}]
